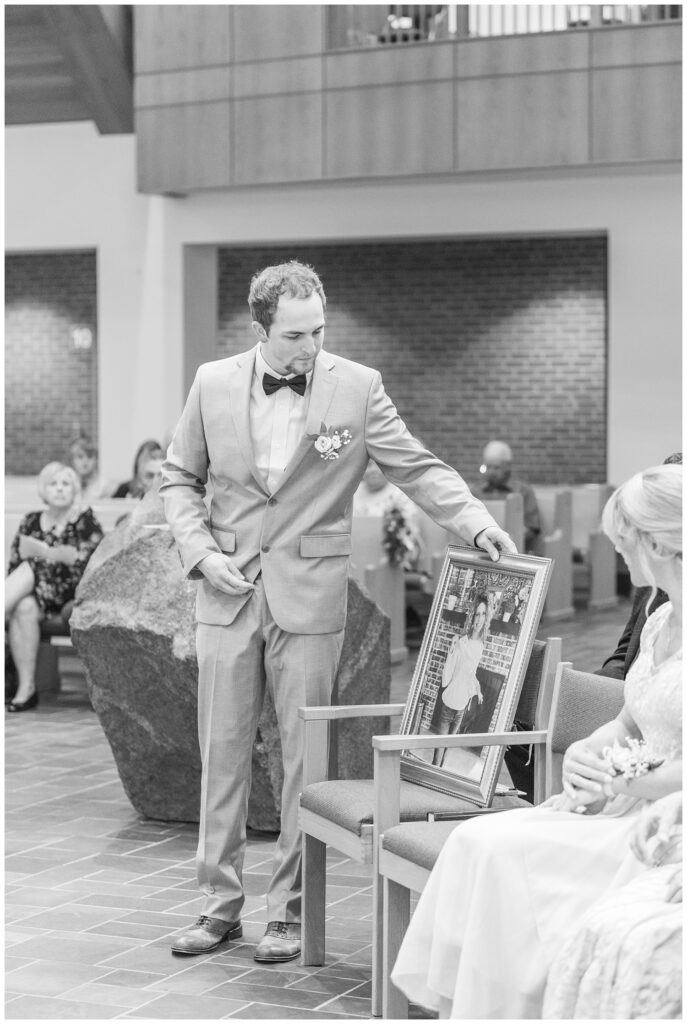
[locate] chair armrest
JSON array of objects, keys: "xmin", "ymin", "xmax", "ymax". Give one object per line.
[
  {"xmin": 371, "ymin": 731, "xmax": 545, "ymax": 837},
  {"xmin": 301, "ymin": 704, "xmax": 406, "ymax": 787},
  {"xmin": 372, "ymin": 730, "xmax": 546, "ymax": 752},
  {"xmin": 299, "ymin": 703, "xmax": 405, "ymax": 721}
]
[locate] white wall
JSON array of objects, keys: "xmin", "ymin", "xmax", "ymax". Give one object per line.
[{"xmin": 6, "ymin": 122, "xmax": 681, "ymax": 484}]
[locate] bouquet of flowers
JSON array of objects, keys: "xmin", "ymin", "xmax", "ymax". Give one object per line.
[{"xmin": 383, "ymin": 505, "xmax": 420, "ymax": 570}]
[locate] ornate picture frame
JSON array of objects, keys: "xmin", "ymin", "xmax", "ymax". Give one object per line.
[{"xmin": 399, "ymin": 546, "xmax": 552, "ymax": 806}]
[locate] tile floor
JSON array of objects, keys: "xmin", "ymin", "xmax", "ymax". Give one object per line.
[{"xmin": 5, "ymin": 599, "xmax": 630, "ymax": 1020}]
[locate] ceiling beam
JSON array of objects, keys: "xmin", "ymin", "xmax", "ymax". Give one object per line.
[{"xmin": 40, "ymin": 4, "xmax": 133, "ymax": 134}]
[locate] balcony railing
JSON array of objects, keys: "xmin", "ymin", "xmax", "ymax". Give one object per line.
[{"xmin": 327, "ymin": 4, "xmax": 682, "ymax": 49}]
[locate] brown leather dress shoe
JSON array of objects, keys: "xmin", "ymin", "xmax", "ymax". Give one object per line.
[
  {"xmin": 171, "ymin": 915, "xmax": 242, "ymax": 955},
  {"xmin": 253, "ymin": 921, "xmax": 301, "ymax": 963}
]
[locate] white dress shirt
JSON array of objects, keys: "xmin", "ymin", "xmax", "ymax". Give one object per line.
[{"xmin": 250, "ymin": 346, "xmax": 313, "ymax": 493}]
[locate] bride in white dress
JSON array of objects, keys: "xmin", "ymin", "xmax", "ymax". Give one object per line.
[{"xmin": 391, "ymin": 463, "xmax": 682, "ymax": 1019}]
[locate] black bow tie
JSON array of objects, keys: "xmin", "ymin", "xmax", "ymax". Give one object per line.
[{"xmin": 262, "ymin": 372, "xmax": 307, "ymax": 397}]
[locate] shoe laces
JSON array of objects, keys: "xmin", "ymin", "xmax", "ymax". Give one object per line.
[
  {"xmin": 268, "ymin": 921, "xmax": 289, "ymax": 937},
  {"xmin": 196, "ymin": 915, "xmax": 215, "ymax": 927}
]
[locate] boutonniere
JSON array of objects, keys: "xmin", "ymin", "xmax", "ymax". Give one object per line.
[{"xmin": 308, "ymin": 423, "xmax": 352, "ymax": 461}]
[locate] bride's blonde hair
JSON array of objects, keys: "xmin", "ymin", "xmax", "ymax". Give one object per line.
[{"xmin": 602, "ymin": 463, "xmax": 682, "ymax": 614}]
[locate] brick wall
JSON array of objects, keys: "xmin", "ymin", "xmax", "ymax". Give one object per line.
[
  {"xmin": 218, "ymin": 236, "xmax": 607, "ymax": 484},
  {"xmin": 5, "ymin": 251, "xmax": 98, "ymax": 475}
]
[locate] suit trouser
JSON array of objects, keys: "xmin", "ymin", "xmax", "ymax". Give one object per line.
[{"xmin": 195, "ymin": 577, "xmax": 344, "ymax": 923}]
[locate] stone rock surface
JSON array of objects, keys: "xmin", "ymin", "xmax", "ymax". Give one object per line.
[{"xmin": 71, "ymin": 496, "xmax": 391, "ymax": 830}]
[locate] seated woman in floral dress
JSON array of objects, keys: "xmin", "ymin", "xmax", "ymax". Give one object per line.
[
  {"xmin": 391, "ymin": 463, "xmax": 682, "ymax": 1019},
  {"xmin": 5, "ymin": 462, "xmax": 104, "ymax": 712}
]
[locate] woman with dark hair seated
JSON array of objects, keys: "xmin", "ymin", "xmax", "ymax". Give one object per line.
[
  {"xmin": 112, "ymin": 439, "xmax": 163, "ymax": 499},
  {"xmin": 5, "ymin": 462, "xmax": 104, "ymax": 712}
]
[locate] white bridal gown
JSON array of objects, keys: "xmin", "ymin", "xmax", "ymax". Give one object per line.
[{"xmin": 391, "ymin": 602, "xmax": 682, "ymax": 1019}]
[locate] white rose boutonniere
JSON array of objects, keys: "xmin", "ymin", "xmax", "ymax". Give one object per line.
[{"xmin": 309, "ymin": 423, "xmax": 352, "ymax": 461}]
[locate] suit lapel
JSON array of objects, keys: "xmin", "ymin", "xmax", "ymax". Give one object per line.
[
  {"xmin": 273, "ymin": 352, "xmax": 338, "ymax": 494},
  {"xmin": 229, "ymin": 348, "xmax": 269, "ymax": 494}
]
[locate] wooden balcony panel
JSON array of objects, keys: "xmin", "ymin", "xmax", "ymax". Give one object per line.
[
  {"xmin": 232, "ymin": 92, "xmax": 323, "ymax": 185},
  {"xmin": 325, "ymin": 40, "xmax": 454, "ymax": 89},
  {"xmin": 591, "ymin": 63, "xmax": 682, "ymax": 163},
  {"xmin": 325, "ymin": 81, "xmax": 454, "ymax": 179},
  {"xmin": 455, "ymin": 30, "xmax": 590, "ymax": 77},
  {"xmin": 135, "ymin": 67, "xmax": 231, "ymax": 109},
  {"xmin": 232, "ymin": 5, "xmax": 325, "ymax": 62},
  {"xmin": 136, "ymin": 102, "xmax": 231, "ymax": 193},
  {"xmin": 134, "ymin": 5, "xmax": 231, "ymax": 73},
  {"xmin": 590, "ymin": 22, "xmax": 682, "ymax": 66},
  {"xmin": 457, "ymin": 70, "xmax": 590, "ymax": 171},
  {"xmin": 232, "ymin": 56, "xmax": 323, "ymax": 98}
]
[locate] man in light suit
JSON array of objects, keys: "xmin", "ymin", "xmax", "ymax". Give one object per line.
[{"xmin": 161, "ymin": 261, "xmax": 516, "ymax": 963}]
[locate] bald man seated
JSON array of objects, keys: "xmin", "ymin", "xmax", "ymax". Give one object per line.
[{"xmin": 476, "ymin": 441, "xmax": 541, "ymax": 554}]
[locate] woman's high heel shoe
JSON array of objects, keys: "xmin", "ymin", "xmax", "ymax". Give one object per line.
[{"xmin": 7, "ymin": 692, "xmax": 39, "ymax": 712}]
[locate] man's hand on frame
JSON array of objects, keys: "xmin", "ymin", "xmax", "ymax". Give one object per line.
[{"xmin": 475, "ymin": 526, "xmax": 518, "ymax": 562}]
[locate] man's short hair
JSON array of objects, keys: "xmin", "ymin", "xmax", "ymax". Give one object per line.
[{"xmin": 248, "ymin": 261, "xmax": 327, "ymax": 332}]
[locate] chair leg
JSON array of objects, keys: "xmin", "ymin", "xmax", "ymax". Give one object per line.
[
  {"xmin": 382, "ymin": 877, "xmax": 410, "ymax": 1019},
  {"xmin": 371, "ymin": 862, "xmax": 384, "ymax": 1016},
  {"xmin": 301, "ymin": 832, "xmax": 326, "ymax": 965}
]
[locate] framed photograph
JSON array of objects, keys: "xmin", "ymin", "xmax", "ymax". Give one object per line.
[{"xmin": 400, "ymin": 546, "xmax": 552, "ymax": 806}]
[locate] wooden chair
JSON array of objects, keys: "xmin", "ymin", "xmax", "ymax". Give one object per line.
[
  {"xmin": 378, "ymin": 663, "xmax": 624, "ymax": 1017},
  {"xmin": 298, "ymin": 636, "xmax": 561, "ymax": 1015}
]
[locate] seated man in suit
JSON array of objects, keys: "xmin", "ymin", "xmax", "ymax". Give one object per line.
[{"xmin": 476, "ymin": 440, "xmax": 541, "ymax": 553}]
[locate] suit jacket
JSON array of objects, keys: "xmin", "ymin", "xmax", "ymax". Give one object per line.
[
  {"xmin": 160, "ymin": 347, "xmax": 497, "ymax": 634},
  {"xmin": 597, "ymin": 586, "xmax": 668, "ymax": 679}
]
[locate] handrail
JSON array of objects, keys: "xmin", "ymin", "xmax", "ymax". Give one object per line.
[{"xmin": 328, "ymin": 4, "xmax": 681, "ymax": 50}]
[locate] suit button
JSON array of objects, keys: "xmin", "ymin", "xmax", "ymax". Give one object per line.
[
  {"xmin": 268, "ymin": 498, "xmax": 277, "ymax": 506},
  {"xmin": 262, "ymin": 545, "xmax": 270, "ymax": 553}
]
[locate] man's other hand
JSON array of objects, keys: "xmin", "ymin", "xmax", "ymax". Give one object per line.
[
  {"xmin": 198, "ymin": 553, "xmax": 255, "ymax": 595},
  {"xmin": 475, "ymin": 527, "xmax": 517, "ymax": 562}
]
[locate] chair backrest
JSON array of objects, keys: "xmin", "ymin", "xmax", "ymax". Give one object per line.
[{"xmin": 545, "ymin": 664, "xmax": 625, "ymax": 796}]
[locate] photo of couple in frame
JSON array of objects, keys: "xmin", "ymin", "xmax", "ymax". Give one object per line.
[{"xmin": 400, "ymin": 546, "xmax": 552, "ymax": 805}]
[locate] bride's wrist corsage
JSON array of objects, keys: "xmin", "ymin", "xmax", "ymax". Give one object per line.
[{"xmin": 601, "ymin": 738, "xmax": 664, "ymax": 795}]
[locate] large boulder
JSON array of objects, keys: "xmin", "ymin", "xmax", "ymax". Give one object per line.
[{"xmin": 70, "ymin": 495, "xmax": 391, "ymax": 830}]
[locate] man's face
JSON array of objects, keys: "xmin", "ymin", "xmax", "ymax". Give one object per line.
[
  {"xmin": 363, "ymin": 462, "xmax": 387, "ymax": 493},
  {"xmin": 483, "ymin": 458, "xmax": 511, "ymax": 488},
  {"xmin": 140, "ymin": 458, "xmax": 163, "ymax": 493},
  {"xmin": 254, "ymin": 292, "xmax": 325, "ymax": 376}
]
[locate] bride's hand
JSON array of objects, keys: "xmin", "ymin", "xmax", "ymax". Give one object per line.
[
  {"xmin": 629, "ymin": 791, "xmax": 683, "ymax": 865},
  {"xmin": 540, "ymin": 789, "xmax": 607, "ymax": 814},
  {"xmin": 562, "ymin": 739, "xmax": 614, "ymax": 803}
]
